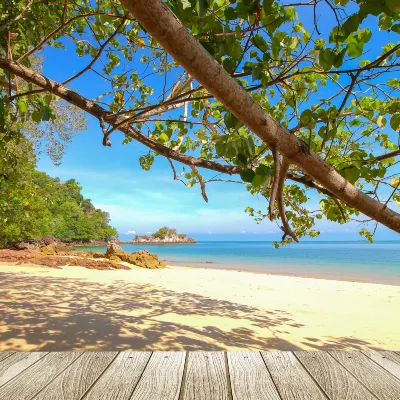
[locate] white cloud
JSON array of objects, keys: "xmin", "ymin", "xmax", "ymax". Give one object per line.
[
  {"xmin": 146, "ymin": 231, "xmax": 152, "ymax": 234},
  {"xmin": 241, "ymin": 230, "xmax": 247, "ymax": 234},
  {"xmin": 125, "ymin": 230, "xmax": 136, "ymax": 234}
]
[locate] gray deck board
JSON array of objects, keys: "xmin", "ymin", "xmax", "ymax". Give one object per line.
[
  {"xmin": 130, "ymin": 352, "xmax": 185, "ymax": 400},
  {"xmin": 261, "ymin": 351, "xmax": 328, "ymax": 400},
  {"xmin": 0, "ymin": 353, "xmax": 14, "ymax": 363},
  {"xmin": 295, "ymin": 351, "xmax": 376, "ymax": 400},
  {"xmin": 0, "ymin": 352, "xmax": 48, "ymax": 388},
  {"xmin": 33, "ymin": 351, "xmax": 118, "ymax": 400},
  {"xmin": 330, "ymin": 351, "xmax": 400, "ymax": 400},
  {"xmin": 83, "ymin": 352, "xmax": 151, "ymax": 400},
  {"xmin": 362, "ymin": 351, "xmax": 400, "ymax": 381},
  {"xmin": 227, "ymin": 352, "xmax": 281, "ymax": 400},
  {"xmin": 0, "ymin": 351, "xmax": 399, "ymax": 399},
  {"xmin": 182, "ymin": 352, "xmax": 229, "ymax": 400},
  {"xmin": 0, "ymin": 352, "xmax": 81, "ymax": 400}
]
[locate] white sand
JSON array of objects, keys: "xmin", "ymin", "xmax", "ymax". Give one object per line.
[{"xmin": 0, "ymin": 262, "xmax": 399, "ymax": 351}]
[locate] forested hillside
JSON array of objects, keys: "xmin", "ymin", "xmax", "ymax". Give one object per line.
[{"xmin": 0, "ymin": 133, "xmax": 117, "ymax": 246}]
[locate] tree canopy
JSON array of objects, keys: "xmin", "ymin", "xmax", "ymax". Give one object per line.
[
  {"xmin": 1, "ymin": 0, "xmax": 400, "ymax": 245},
  {"xmin": 0, "ymin": 134, "xmax": 118, "ymax": 245}
]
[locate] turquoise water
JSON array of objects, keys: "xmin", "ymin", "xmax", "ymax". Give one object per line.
[{"xmin": 78, "ymin": 241, "xmax": 400, "ymax": 285}]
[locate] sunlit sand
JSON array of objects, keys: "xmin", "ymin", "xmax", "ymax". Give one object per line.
[{"xmin": 1, "ymin": 262, "xmax": 399, "ymax": 351}]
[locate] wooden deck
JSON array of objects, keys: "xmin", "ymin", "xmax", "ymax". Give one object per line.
[{"xmin": 0, "ymin": 351, "xmax": 400, "ymax": 399}]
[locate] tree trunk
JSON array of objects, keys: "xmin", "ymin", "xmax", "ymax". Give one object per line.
[{"xmin": 119, "ymin": 0, "xmax": 400, "ymax": 234}]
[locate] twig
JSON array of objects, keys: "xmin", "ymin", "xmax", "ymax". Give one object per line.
[
  {"xmin": 99, "ymin": 117, "xmax": 111, "ymax": 146},
  {"xmin": 190, "ymin": 165, "xmax": 208, "ymax": 202},
  {"xmin": 277, "ymin": 158, "xmax": 299, "ymax": 242},
  {"xmin": 269, "ymin": 149, "xmax": 280, "ymax": 220}
]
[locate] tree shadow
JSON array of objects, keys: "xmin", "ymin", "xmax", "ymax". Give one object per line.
[{"xmin": 0, "ymin": 271, "xmax": 383, "ymax": 351}]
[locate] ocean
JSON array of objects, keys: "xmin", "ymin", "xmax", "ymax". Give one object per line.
[{"xmin": 78, "ymin": 241, "xmax": 400, "ymax": 285}]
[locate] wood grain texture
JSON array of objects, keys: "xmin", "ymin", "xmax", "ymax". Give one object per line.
[
  {"xmin": 361, "ymin": 351, "xmax": 400, "ymax": 380},
  {"xmin": 330, "ymin": 351, "xmax": 400, "ymax": 400},
  {"xmin": 295, "ymin": 351, "xmax": 376, "ymax": 400},
  {"xmin": 227, "ymin": 352, "xmax": 281, "ymax": 400},
  {"xmin": 261, "ymin": 352, "xmax": 327, "ymax": 400},
  {"xmin": 0, "ymin": 352, "xmax": 47, "ymax": 388},
  {"xmin": 0, "ymin": 352, "xmax": 81, "ymax": 400},
  {"xmin": 33, "ymin": 352, "xmax": 117, "ymax": 400},
  {"xmin": 130, "ymin": 352, "xmax": 186, "ymax": 400},
  {"xmin": 83, "ymin": 352, "xmax": 151, "ymax": 400},
  {"xmin": 0, "ymin": 353, "xmax": 14, "ymax": 363},
  {"xmin": 182, "ymin": 352, "xmax": 229, "ymax": 400}
]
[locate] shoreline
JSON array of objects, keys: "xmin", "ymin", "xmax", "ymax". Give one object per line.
[
  {"xmin": 1, "ymin": 261, "xmax": 399, "ymax": 351},
  {"xmin": 164, "ymin": 260, "xmax": 400, "ymax": 286}
]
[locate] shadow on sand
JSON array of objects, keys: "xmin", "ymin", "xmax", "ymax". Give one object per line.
[{"xmin": 0, "ymin": 271, "xmax": 382, "ymax": 351}]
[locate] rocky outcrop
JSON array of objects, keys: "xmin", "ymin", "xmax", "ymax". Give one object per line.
[
  {"xmin": 0, "ymin": 249, "xmax": 130, "ymax": 270},
  {"xmin": 102, "ymin": 245, "xmax": 166, "ymax": 269},
  {"xmin": 105, "ymin": 243, "xmax": 124, "ymax": 258}
]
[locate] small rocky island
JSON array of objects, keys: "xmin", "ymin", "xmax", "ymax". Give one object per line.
[{"xmin": 132, "ymin": 227, "xmax": 196, "ymax": 244}]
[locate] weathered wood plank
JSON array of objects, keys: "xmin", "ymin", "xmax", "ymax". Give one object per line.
[
  {"xmin": 130, "ymin": 352, "xmax": 185, "ymax": 400},
  {"xmin": 0, "ymin": 352, "xmax": 47, "ymax": 388},
  {"xmin": 261, "ymin": 352, "xmax": 327, "ymax": 400},
  {"xmin": 361, "ymin": 351, "xmax": 400, "ymax": 381},
  {"xmin": 330, "ymin": 351, "xmax": 400, "ymax": 400},
  {"xmin": 33, "ymin": 352, "xmax": 118, "ymax": 400},
  {"xmin": 182, "ymin": 352, "xmax": 229, "ymax": 400},
  {"xmin": 227, "ymin": 352, "xmax": 281, "ymax": 400},
  {"xmin": 0, "ymin": 352, "xmax": 80, "ymax": 400},
  {"xmin": 0, "ymin": 353, "xmax": 14, "ymax": 363},
  {"xmin": 83, "ymin": 352, "xmax": 151, "ymax": 400},
  {"xmin": 295, "ymin": 351, "xmax": 376, "ymax": 400}
]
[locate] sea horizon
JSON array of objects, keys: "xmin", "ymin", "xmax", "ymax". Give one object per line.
[{"xmin": 78, "ymin": 240, "xmax": 400, "ymax": 286}]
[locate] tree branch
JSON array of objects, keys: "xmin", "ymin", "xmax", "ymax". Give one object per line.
[
  {"xmin": 190, "ymin": 165, "xmax": 208, "ymax": 202},
  {"xmin": 119, "ymin": 0, "xmax": 400, "ymax": 235}
]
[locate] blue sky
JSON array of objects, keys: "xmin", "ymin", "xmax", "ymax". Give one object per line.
[{"xmin": 36, "ymin": 3, "xmax": 400, "ymax": 242}]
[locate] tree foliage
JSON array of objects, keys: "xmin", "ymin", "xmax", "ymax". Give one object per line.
[
  {"xmin": 0, "ymin": 135, "xmax": 118, "ymax": 245},
  {"xmin": 1, "ymin": 0, "xmax": 400, "ymax": 244}
]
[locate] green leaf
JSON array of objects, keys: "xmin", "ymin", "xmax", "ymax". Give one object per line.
[
  {"xmin": 181, "ymin": 0, "xmax": 191, "ymax": 9},
  {"xmin": 359, "ymin": 28, "xmax": 372, "ymax": 43},
  {"xmin": 390, "ymin": 114, "xmax": 400, "ymax": 131},
  {"xmin": 377, "ymin": 115, "xmax": 386, "ymax": 128},
  {"xmin": 386, "ymin": 0, "xmax": 400, "ymax": 13},
  {"xmin": 44, "ymin": 94, "xmax": 52, "ymax": 105},
  {"xmin": 17, "ymin": 101, "xmax": 28, "ymax": 114},
  {"xmin": 158, "ymin": 133, "xmax": 169, "ymax": 143},
  {"xmin": 236, "ymin": 153, "xmax": 248, "ymax": 167},
  {"xmin": 252, "ymin": 63, "xmax": 263, "ymax": 82},
  {"xmin": 392, "ymin": 24, "xmax": 400, "ymax": 34},
  {"xmin": 263, "ymin": 0, "xmax": 274, "ymax": 13},
  {"xmin": 300, "ymin": 109, "xmax": 314, "ymax": 125},
  {"xmin": 41, "ymin": 105, "xmax": 52, "ymax": 121},
  {"xmin": 341, "ymin": 166, "xmax": 360, "ymax": 184},
  {"xmin": 347, "ymin": 39, "xmax": 364, "ymax": 58},
  {"xmin": 196, "ymin": 0, "xmax": 207, "ymax": 17},
  {"xmin": 318, "ymin": 48, "xmax": 335, "ymax": 71},
  {"xmin": 252, "ymin": 173, "xmax": 268, "ymax": 187},
  {"xmin": 222, "ymin": 58, "xmax": 236, "ymax": 74},
  {"xmin": 224, "ymin": 112, "xmax": 242, "ymax": 130},
  {"xmin": 342, "ymin": 13, "xmax": 359, "ymax": 38},
  {"xmin": 240, "ymin": 169, "xmax": 255, "ymax": 183}
]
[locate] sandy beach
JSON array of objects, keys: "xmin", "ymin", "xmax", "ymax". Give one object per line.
[{"xmin": 1, "ymin": 262, "xmax": 399, "ymax": 352}]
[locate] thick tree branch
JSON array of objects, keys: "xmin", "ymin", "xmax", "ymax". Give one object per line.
[
  {"xmin": 118, "ymin": 0, "xmax": 400, "ymax": 234},
  {"xmin": 1, "ymin": 56, "xmax": 398, "ymax": 234},
  {"xmin": 0, "ymin": 57, "xmax": 239, "ymax": 175}
]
